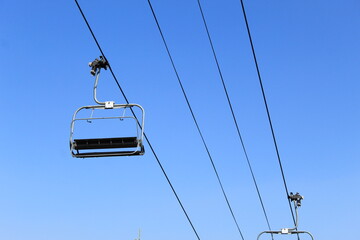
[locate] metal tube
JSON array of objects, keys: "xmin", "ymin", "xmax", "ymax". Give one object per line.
[
  {"xmin": 93, "ymin": 69, "xmax": 106, "ymax": 105},
  {"xmin": 258, "ymin": 231, "xmax": 314, "ymax": 240},
  {"xmin": 288, "ymin": 201, "xmax": 299, "ymax": 231},
  {"xmin": 303, "ymin": 231, "xmax": 315, "ymax": 240},
  {"xmin": 257, "ymin": 231, "xmax": 267, "ymax": 240}
]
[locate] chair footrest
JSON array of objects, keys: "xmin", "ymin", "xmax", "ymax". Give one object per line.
[{"xmin": 73, "ymin": 150, "xmax": 144, "ymax": 158}]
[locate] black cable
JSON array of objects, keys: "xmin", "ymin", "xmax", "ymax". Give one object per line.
[
  {"xmin": 237, "ymin": 0, "xmax": 299, "ymax": 236},
  {"xmin": 195, "ymin": 0, "xmax": 274, "ymax": 237},
  {"xmin": 74, "ymin": 1, "xmax": 201, "ymax": 240},
  {"xmin": 146, "ymin": 1, "xmax": 245, "ymax": 239}
]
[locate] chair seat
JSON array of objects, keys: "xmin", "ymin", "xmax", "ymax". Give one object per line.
[{"xmin": 73, "ymin": 137, "xmax": 138, "ymax": 150}]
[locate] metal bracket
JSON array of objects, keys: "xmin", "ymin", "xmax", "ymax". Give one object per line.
[{"xmin": 105, "ymin": 101, "xmax": 114, "ymax": 109}]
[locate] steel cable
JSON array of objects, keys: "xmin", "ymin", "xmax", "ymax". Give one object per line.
[
  {"xmin": 196, "ymin": 0, "xmax": 274, "ymax": 237},
  {"xmin": 237, "ymin": 1, "xmax": 300, "ymax": 238},
  {"xmin": 146, "ymin": 0, "xmax": 246, "ymax": 239},
  {"xmin": 74, "ymin": 1, "xmax": 201, "ymax": 239}
]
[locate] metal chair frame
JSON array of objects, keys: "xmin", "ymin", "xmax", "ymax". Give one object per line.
[{"xmin": 257, "ymin": 193, "xmax": 314, "ymax": 240}]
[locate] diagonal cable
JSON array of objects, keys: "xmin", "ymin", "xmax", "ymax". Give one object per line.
[
  {"xmin": 146, "ymin": 0, "xmax": 245, "ymax": 239},
  {"xmin": 74, "ymin": 1, "xmax": 201, "ymax": 240},
  {"xmin": 195, "ymin": 0, "xmax": 273, "ymax": 237},
  {"xmin": 237, "ymin": 0, "xmax": 299, "ymax": 237}
]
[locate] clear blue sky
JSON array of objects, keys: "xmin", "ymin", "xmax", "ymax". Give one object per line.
[{"xmin": 0, "ymin": 0, "xmax": 359, "ymax": 239}]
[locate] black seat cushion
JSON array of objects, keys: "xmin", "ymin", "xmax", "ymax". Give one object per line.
[{"xmin": 73, "ymin": 137, "xmax": 138, "ymax": 150}]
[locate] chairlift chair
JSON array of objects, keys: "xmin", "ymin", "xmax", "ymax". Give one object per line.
[
  {"xmin": 257, "ymin": 192, "xmax": 314, "ymax": 240},
  {"xmin": 70, "ymin": 57, "xmax": 145, "ymax": 158}
]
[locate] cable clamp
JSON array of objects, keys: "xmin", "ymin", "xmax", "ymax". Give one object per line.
[
  {"xmin": 289, "ymin": 192, "xmax": 304, "ymax": 207},
  {"xmin": 89, "ymin": 56, "xmax": 109, "ymax": 76}
]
